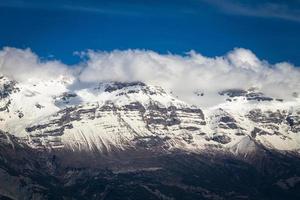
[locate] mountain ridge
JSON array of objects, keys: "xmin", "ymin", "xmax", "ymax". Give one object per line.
[
  {"xmin": 1, "ymin": 75, "xmax": 300, "ymax": 154},
  {"xmin": 1, "ymin": 75, "xmax": 300, "ymax": 199}
]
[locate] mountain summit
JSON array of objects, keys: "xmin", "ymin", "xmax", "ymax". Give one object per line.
[
  {"xmin": 0, "ymin": 75, "xmax": 300, "ymax": 199},
  {"xmin": 1, "ymin": 75, "xmax": 299, "ymax": 154}
]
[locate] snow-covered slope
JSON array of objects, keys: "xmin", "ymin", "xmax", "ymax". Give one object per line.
[{"xmin": 0, "ymin": 75, "xmax": 300, "ymax": 155}]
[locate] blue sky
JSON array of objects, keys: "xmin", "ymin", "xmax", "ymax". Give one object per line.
[{"xmin": 0, "ymin": 0, "xmax": 300, "ymax": 65}]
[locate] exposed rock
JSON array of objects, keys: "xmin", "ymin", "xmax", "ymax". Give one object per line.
[
  {"xmin": 219, "ymin": 88, "xmax": 275, "ymax": 102},
  {"xmin": 251, "ymin": 127, "xmax": 272, "ymax": 138},
  {"xmin": 247, "ymin": 109, "xmax": 285, "ymax": 124},
  {"xmin": 210, "ymin": 135, "xmax": 231, "ymax": 144},
  {"xmin": 0, "ymin": 80, "xmax": 19, "ymax": 99},
  {"xmin": 0, "ymin": 100, "xmax": 11, "ymax": 112},
  {"xmin": 105, "ymin": 81, "xmax": 146, "ymax": 92},
  {"xmin": 286, "ymin": 115, "xmax": 300, "ymax": 133},
  {"xmin": 219, "ymin": 89, "xmax": 247, "ymax": 97},
  {"xmin": 35, "ymin": 103, "xmax": 44, "ymax": 109}
]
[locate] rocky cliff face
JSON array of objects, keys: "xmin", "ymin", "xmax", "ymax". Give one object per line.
[
  {"xmin": 0, "ymin": 76, "xmax": 300, "ymax": 199},
  {"xmin": 1, "ymin": 76, "xmax": 299, "ymax": 154}
]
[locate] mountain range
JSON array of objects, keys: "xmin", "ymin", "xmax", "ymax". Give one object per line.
[{"xmin": 0, "ymin": 74, "xmax": 300, "ymax": 200}]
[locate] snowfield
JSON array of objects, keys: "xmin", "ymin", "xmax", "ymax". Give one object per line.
[{"xmin": 0, "ymin": 75, "xmax": 300, "ymax": 155}]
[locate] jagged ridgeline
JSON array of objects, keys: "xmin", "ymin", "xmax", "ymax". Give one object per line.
[{"xmin": 0, "ymin": 75, "xmax": 300, "ymax": 200}]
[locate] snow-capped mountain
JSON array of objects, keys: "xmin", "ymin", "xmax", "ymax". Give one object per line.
[
  {"xmin": 1, "ymin": 75, "xmax": 300, "ymax": 156},
  {"xmin": 1, "ymin": 74, "xmax": 300, "ymax": 200}
]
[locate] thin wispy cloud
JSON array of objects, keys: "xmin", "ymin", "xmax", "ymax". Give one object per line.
[
  {"xmin": 2, "ymin": 0, "xmax": 300, "ymax": 21},
  {"xmin": 0, "ymin": 0, "xmax": 135, "ymax": 15},
  {"xmin": 60, "ymin": 5, "xmax": 143, "ymax": 16},
  {"xmin": 202, "ymin": 0, "xmax": 300, "ymax": 23},
  {"xmin": 0, "ymin": 0, "xmax": 203, "ymax": 18}
]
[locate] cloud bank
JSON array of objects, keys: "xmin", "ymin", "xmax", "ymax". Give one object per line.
[
  {"xmin": 0, "ymin": 47, "xmax": 300, "ymax": 107},
  {"xmin": 0, "ymin": 47, "xmax": 71, "ymax": 82}
]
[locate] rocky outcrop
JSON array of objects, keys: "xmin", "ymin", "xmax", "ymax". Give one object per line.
[
  {"xmin": 25, "ymin": 100, "xmax": 207, "ymax": 150},
  {"xmin": 0, "ymin": 76, "xmax": 300, "ymax": 199},
  {"xmin": 219, "ymin": 88, "xmax": 274, "ymax": 101},
  {"xmin": 0, "ymin": 76, "xmax": 299, "ymax": 157}
]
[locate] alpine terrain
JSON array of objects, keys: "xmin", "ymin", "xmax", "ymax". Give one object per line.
[{"xmin": 0, "ymin": 75, "xmax": 300, "ymax": 200}]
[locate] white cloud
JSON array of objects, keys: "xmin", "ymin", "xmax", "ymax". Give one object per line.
[
  {"xmin": 78, "ymin": 48, "xmax": 300, "ymax": 107},
  {"xmin": 227, "ymin": 48, "xmax": 264, "ymax": 71},
  {"xmin": 0, "ymin": 47, "xmax": 71, "ymax": 82},
  {"xmin": 1, "ymin": 47, "xmax": 300, "ymax": 107}
]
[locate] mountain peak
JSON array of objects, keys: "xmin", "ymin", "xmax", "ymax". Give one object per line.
[{"xmin": 0, "ymin": 76, "xmax": 299, "ymax": 155}]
